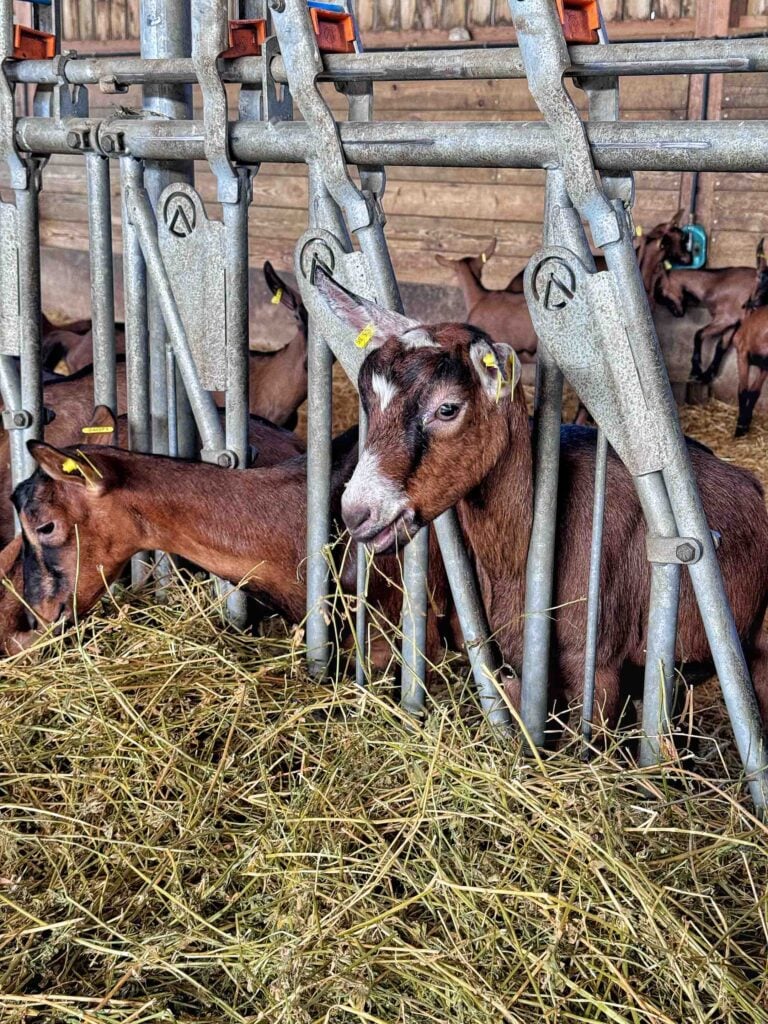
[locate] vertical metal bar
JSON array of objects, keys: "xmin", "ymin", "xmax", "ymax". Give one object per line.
[
  {"xmin": 85, "ymin": 153, "xmax": 117, "ymax": 414},
  {"xmin": 635, "ymin": 471, "xmax": 681, "ymax": 765},
  {"xmin": 434, "ymin": 508, "xmax": 510, "ymax": 732},
  {"xmin": 356, "ymin": 217, "xmax": 431, "ymax": 715},
  {"xmin": 305, "ymin": 165, "xmax": 335, "ymax": 677},
  {"xmin": 222, "ymin": 179, "xmax": 251, "ymax": 628},
  {"xmin": 223, "ymin": 182, "xmax": 251, "ymax": 470},
  {"xmin": 355, "ymin": 406, "xmax": 368, "ymax": 689},
  {"xmin": 120, "ymin": 157, "xmax": 150, "ymax": 454},
  {"xmin": 120, "ymin": 156, "xmax": 151, "ymax": 587},
  {"xmin": 581, "ymin": 427, "xmax": 608, "ymax": 747},
  {"xmin": 141, "ymin": 0, "xmax": 195, "ymax": 458},
  {"xmin": 519, "ymin": 170, "xmax": 567, "ymax": 747},
  {"xmin": 0, "ymin": 357, "xmax": 24, "ymax": 492},
  {"xmin": 16, "ymin": 179, "xmax": 42, "ymax": 481}
]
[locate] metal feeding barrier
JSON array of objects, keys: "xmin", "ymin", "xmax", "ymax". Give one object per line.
[{"xmin": 1, "ymin": 0, "xmax": 767, "ymax": 806}]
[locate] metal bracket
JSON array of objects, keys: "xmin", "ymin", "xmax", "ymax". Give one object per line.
[
  {"xmin": 294, "ymin": 226, "xmax": 377, "ymax": 385},
  {"xmin": 193, "ymin": 0, "xmax": 239, "ymax": 204},
  {"xmin": 260, "ymin": 34, "xmax": 293, "ymax": 123},
  {"xmin": 1, "ymin": 407, "xmax": 30, "ymax": 429},
  {"xmin": 156, "ymin": 182, "xmax": 228, "ymax": 392},
  {"xmin": 524, "ymin": 245, "xmax": 672, "ymax": 476},
  {"xmin": 33, "ymin": 51, "xmax": 88, "ymax": 122},
  {"xmin": 647, "ymin": 536, "xmax": 703, "ymax": 566},
  {"xmin": 337, "ymin": 78, "xmax": 386, "ymax": 222},
  {"xmin": 270, "ymin": 0, "xmax": 371, "ymax": 232}
]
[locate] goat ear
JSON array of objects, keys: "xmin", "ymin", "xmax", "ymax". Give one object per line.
[
  {"xmin": 264, "ymin": 260, "xmax": 302, "ymax": 317},
  {"xmin": 27, "ymin": 441, "xmax": 106, "ymax": 493},
  {"xmin": 434, "ymin": 253, "xmax": 454, "ymax": 268},
  {"xmin": 311, "ymin": 261, "xmax": 419, "ymax": 347},
  {"xmin": 670, "ymin": 208, "xmax": 685, "ymax": 227},
  {"xmin": 757, "ymin": 238, "xmax": 766, "ymax": 271},
  {"xmin": 469, "ymin": 339, "xmax": 520, "ymax": 404},
  {"xmin": 80, "ymin": 405, "xmax": 118, "ymax": 446}
]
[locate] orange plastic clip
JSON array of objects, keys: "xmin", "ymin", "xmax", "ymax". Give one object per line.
[
  {"xmin": 555, "ymin": 0, "xmax": 600, "ymax": 44},
  {"xmin": 12, "ymin": 24, "xmax": 55, "ymax": 60},
  {"xmin": 221, "ymin": 19, "xmax": 267, "ymax": 58},
  {"xmin": 309, "ymin": 7, "xmax": 355, "ymax": 54}
]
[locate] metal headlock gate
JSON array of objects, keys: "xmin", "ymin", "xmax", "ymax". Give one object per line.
[{"xmin": 1, "ymin": 0, "xmax": 768, "ymax": 806}]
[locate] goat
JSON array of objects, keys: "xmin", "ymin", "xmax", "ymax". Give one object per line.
[
  {"xmin": 730, "ymin": 244, "xmax": 768, "ymax": 437},
  {"xmin": 314, "ymin": 266, "xmax": 768, "ymax": 729},
  {"xmin": 13, "ymin": 431, "xmax": 453, "ymax": 668},
  {"xmin": 0, "ymin": 372, "xmax": 305, "ymax": 544},
  {"xmin": 0, "ymin": 535, "xmax": 35, "ymax": 654},
  {"xmin": 655, "ymin": 257, "xmax": 757, "ymax": 385},
  {"xmin": 48, "ymin": 263, "xmax": 308, "ymax": 430}
]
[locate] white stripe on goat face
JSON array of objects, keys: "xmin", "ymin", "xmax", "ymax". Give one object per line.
[
  {"xmin": 342, "ymin": 447, "xmax": 408, "ymax": 525},
  {"xmin": 371, "ymin": 372, "xmax": 398, "ymax": 411}
]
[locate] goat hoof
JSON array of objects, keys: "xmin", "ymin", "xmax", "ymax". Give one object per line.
[{"xmin": 735, "ymin": 426, "xmax": 749, "ymax": 438}]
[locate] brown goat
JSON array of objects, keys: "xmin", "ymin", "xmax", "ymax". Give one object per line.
[
  {"xmin": 655, "ymin": 264, "xmax": 756, "ymax": 384},
  {"xmin": 48, "ymin": 263, "xmax": 308, "ymax": 430},
  {"xmin": 314, "ymin": 267, "xmax": 768, "ymax": 728},
  {"xmin": 730, "ymin": 244, "xmax": 768, "ymax": 437},
  {"xmin": 0, "ymin": 368, "xmax": 305, "ymax": 544},
  {"xmin": 0, "ymin": 535, "xmax": 34, "ymax": 654},
  {"xmin": 12, "ymin": 432, "xmax": 453, "ymax": 668}
]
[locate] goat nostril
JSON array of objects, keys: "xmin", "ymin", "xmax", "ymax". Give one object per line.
[{"xmin": 344, "ymin": 505, "xmax": 371, "ymax": 532}]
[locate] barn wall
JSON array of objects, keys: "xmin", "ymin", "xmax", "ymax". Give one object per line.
[{"xmin": 4, "ymin": 0, "xmax": 766, "ymax": 304}]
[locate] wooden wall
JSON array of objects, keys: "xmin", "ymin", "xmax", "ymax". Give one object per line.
[{"xmin": 4, "ymin": 0, "xmax": 766, "ymax": 298}]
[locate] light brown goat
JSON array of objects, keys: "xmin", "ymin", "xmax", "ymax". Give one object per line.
[
  {"xmin": 731, "ymin": 245, "xmax": 768, "ymax": 437},
  {"xmin": 315, "ymin": 267, "xmax": 768, "ymax": 728}
]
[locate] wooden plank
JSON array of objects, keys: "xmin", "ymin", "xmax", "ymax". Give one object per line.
[
  {"xmin": 711, "ymin": 173, "xmax": 768, "ymax": 193},
  {"xmin": 709, "ymin": 190, "xmax": 768, "ymax": 230},
  {"xmin": 59, "ymin": 15, "xmax": 696, "ymax": 54},
  {"xmin": 442, "ymin": 0, "xmax": 467, "ymax": 29},
  {"xmin": 696, "ymin": 0, "xmax": 742, "ymax": 34},
  {"xmin": 709, "ymin": 229, "xmax": 765, "ymax": 268},
  {"xmin": 62, "ymin": 0, "xmax": 80, "ymax": 43},
  {"xmin": 94, "ymin": 0, "xmax": 111, "ymax": 41},
  {"xmin": 111, "ymin": 0, "xmax": 127, "ymax": 41},
  {"xmin": 400, "ymin": 0, "xmax": 418, "ymax": 31}
]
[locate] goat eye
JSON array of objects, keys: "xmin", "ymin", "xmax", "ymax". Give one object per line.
[
  {"xmin": 36, "ymin": 521, "xmax": 55, "ymax": 537},
  {"xmin": 435, "ymin": 403, "xmax": 460, "ymax": 421}
]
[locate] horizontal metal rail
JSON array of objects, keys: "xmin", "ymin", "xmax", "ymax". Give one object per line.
[
  {"xmin": 5, "ymin": 37, "xmax": 768, "ymax": 86},
  {"xmin": 16, "ymin": 117, "xmax": 768, "ymax": 173}
]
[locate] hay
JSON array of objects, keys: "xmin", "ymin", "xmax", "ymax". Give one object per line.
[
  {"xmin": 1, "ymin": 574, "xmax": 768, "ymax": 1023},
  {"xmin": 3, "ymin": 385, "xmax": 768, "ymax": 1022}
]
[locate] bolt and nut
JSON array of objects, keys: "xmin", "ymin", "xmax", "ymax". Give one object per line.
[{"xmin": 675, "ymin": 542, "xmax": 697, "ymax": 563}]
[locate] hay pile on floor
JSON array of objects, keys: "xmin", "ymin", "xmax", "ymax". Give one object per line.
[
  {"xmin": 3, "ymin": 390, "xmax": 768, "ymax": 1022},
  {"xmin": 2, "ymin": 582, "xmax": 768, "ymax": 1023}
]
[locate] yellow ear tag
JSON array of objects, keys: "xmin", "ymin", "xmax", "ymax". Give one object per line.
[
  {"xmin": 482, "ymin": 352, "xmax": 505, "ymax": 404},
  {"xmin": 61, "ymin": 458, "xmax": 80, "ymax": 474},
  {"xmin": 635, "ymin": 225, "xmax": 644, "ymax": 237},
  {"xmin": 81, "ymin": 425, "xmax": 114, "ymax": 435},
  {"xmin": 355, "ymin": 324, "xmax": 376, "ymax": 349},
  {"xmin": 664, "ymin": 260, "xmax": 672, "ymax": 271},
  {"xmin": 271, "ymin": 287, "xmax": 283, "ymax": 305},
  {"xmin": 481, "ymin": 252, "xmax": 487, "ymax": 264},
  {"xmin": 507, "ymin": 352, "xmax": 520, "ymax": 398}
]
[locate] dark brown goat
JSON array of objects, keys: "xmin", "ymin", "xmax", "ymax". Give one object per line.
[{"xmin": 314, "ymin": 267, "xmax": 768, "ymax": 728}]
